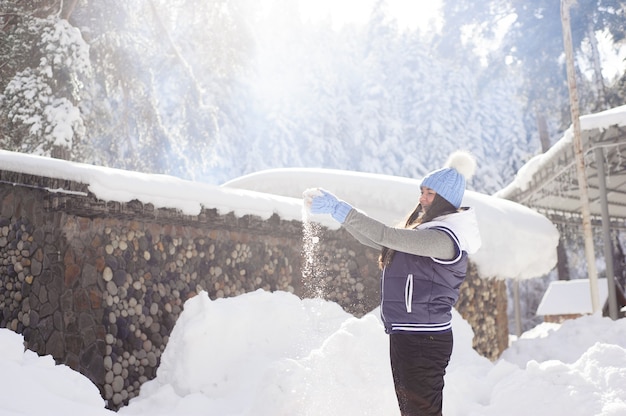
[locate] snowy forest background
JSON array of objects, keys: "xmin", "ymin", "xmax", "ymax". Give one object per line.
[{"xmin": 1, "ymin": 0, "xmax": 626, "ymax": 331}]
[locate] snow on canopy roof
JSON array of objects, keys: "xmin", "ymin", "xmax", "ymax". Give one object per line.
[
  {"xmin": 497, "ymin": 105, "xmax": 626, "ymax": 221},
  {"xmin": 536, "ymin": 278, "xmax": 609, "ymax": 316},
  {"xmin": 223, "ymin": 167, "xmax": 560, "ymax": 281}
]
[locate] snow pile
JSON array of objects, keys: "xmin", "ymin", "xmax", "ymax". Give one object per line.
[
  {"xmin": 0, "ymin": 329, "xmax": 111, "ymax": 416},
  {"xmin": 2, "ymin": 290, "xmax": 626, "ymax": 416}
]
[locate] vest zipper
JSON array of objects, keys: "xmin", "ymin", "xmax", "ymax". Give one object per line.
[
  {"xmin": 380, "ymin": 266, "xmax": 387, "ymax": 322},
  {"xmin": 405, "ymin": 274, "xmax": 413, "ymax": 313}
]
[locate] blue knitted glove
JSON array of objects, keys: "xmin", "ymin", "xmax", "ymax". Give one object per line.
[{"xmin": 310, "ymin": 189, "xmax": 352, "ymax": 223}]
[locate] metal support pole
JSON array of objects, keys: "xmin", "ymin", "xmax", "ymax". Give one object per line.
[
  {"xmin": 514, "ymin": 279, "xmax": 522, "ymax": 336},
  {"xmin": 595, "ymin": 147, "xmax": 619, "ymax": 319},
  {"xmin": 561, "ymin": 0, "xmax": 601, "ymax": 312}
]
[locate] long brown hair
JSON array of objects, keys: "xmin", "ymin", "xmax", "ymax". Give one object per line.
[{"xmin": 378, "ymin": 194, "xmax": 458, "ymax": 269}]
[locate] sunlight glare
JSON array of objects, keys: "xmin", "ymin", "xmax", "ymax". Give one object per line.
[{"xmin": 298, "ymin": 0, "xmax": 443, "ymax": 32}]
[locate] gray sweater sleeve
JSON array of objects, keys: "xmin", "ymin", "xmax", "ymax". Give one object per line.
[{"xmin": 341, "ymin": 209, "xmax": 456, "ymax": 260}]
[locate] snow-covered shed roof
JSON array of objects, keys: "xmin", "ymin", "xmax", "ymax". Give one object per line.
[{"xmin": 536, "ymin": 278, "xmax": 609, "ymax": 316}]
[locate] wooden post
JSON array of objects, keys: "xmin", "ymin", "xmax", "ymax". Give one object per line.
[{"xmin": 560, "ymin": 0, "xmax": 601, "ymax": 313}]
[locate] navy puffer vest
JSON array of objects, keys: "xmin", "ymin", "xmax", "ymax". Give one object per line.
[{"xmin": 380, "ymin": 226, "xmax": 468, "ymax": 334}]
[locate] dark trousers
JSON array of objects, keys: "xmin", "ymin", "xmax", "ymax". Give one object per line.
[{"xmin": 389, "ymin": 331, "xmax": 453, "ymax": 416}]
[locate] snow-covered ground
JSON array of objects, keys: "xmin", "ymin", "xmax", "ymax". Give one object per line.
[{"xmin": 2, "ymin": 291, "xmax": 626, "ymax": 416}]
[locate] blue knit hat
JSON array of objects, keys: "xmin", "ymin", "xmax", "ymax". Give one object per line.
[{"xmin": 421, "ymin": 151, "xmax": 477, "ymax": 209}]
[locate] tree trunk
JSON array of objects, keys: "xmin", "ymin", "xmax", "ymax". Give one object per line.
[
  {"xmin": 536, "ymin": 112, "xmax": 551, "ymax": 152},
  {"xmin": 61, "ymin": 0, "xmax": 79, "ymax": 20},
  {"xmin": 51, "ymin": 145, "xmax": 71, "ymax": 160},
  {"xmin": 587, "ymin": 20, "xmax": 608, "ymax": 110},
  {"xmin": 556, "ymin": 238, "xmax": 570, "ymax": 280}
]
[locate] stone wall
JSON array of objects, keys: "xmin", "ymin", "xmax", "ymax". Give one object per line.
[
  {"xmin": 0, "ymin": 170, "xmax": 507, "ymax": 410},
  {"xmin": 457, "ymin": 263, "xmax": 509, "ymax": 360}
]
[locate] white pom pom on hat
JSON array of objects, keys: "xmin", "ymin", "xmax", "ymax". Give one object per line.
[
  {"xmin": 421, "ymin": 150, "xmax": 477, "ymax": 208},
  {"xmin": 444, "ymin": 150, "xmax": 477, "ymax": 180}
]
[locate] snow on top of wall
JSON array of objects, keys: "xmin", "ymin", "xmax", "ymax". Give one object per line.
[{"xmin": 0, "ymin": 150, "xmax": 559, "ymax": 281}]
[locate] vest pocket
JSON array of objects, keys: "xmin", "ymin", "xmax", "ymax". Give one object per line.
[{"xmin": 404, "ymin": 274, "xmax": 414, "ymax": 313}]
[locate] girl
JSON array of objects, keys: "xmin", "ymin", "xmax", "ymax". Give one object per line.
[{"xmin": 304, "ymin": 151, "xmax": 481, "ymax": 416}]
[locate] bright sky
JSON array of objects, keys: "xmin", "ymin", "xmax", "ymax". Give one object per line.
[
  {"xmin": 298, "ymin": 0, "xmax": 626, "ymax": 74},
  {"xmin": 297, "ymin": 0, "xmax": 443, "ymax": 31}
]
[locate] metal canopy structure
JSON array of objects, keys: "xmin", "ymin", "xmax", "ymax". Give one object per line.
[
  {"xmin": 498, "ymin": 105, "xmax": 626, "ymax": 322},
  {"xmin": 498, "ymin": 121, "xmax": 626, "ymax": 226}
]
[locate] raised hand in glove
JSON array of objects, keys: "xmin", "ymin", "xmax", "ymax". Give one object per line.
[{"xmin": 303, "ymin": 188, "xmax": 352, "ymax": 223}]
